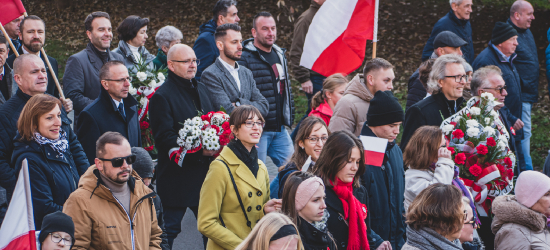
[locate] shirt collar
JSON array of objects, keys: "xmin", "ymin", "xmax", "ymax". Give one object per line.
[
  {"xmin": 491, "ymin": 43, "xmax": 511, "ymax": 62},
  {"xmin": 1, "ymin": 67, "xmax": 4, "ymax": 76},
  {"xmin": 219, "ymin": 57, "xmax": 239, "ymax": 72},
  {"xmin": 112, "ymin": 98, "xmax": 123, "ymax": 109}
]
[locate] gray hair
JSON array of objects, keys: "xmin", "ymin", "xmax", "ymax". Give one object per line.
[
  {"xmin": 426, "ymin": 54, "xmax": 466, "ymax": 93},
  {"xmin": 463, "ymin": 62, "xmax": 473, "ymax": 73},
  {"xmin": 470, "ymin": 65, "xmax": 502, "ymax": 96},
  {"xmin": 449, "ymin": 0, "xmax": 464, "ymax": 7},
  {"xmin": 155, "ymin": 26, "xmax": 183, "ymax": 49}
]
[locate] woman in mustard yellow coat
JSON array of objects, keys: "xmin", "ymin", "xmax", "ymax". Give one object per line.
[{"xmin": 198, "ymin": 106, "xmax": 282, "ymax": 250}]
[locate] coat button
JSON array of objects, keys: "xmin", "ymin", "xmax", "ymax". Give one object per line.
[
  {"xmin": 341, "ymin": 242, "xmax": 346, "ymax": 248},
  {"xmin": 256, "ymin": 205, "xmax": 261, "ymax": 211},
  {"xmin": 247, "ymin": 221, "xmax": 251, "ymax": 227},
  {"xmin": 248, "ymin": 192, "xmax": 253, "ymax": 198},
  {"xmin": 247, "ymin": 206, "xmax": 252, "ymax": 212},
  {"xmin": 257, "ymin": 191, "xmax": 262, "ymax": 196}
]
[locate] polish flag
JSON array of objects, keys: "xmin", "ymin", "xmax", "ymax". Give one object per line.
[
  {"xmin": 0, "ymin": 0, "xmax": 26, "ymax": 25},
  {"xmin": 0, "ymin": 159, "xmax": 38, "ymax": 250},
  {"xmin": 360, "ymin": 136, "xmax": 387, "ymax": 167},
  {"xmin": 300, "ymin": 0, "xmax": 379, "ymax": 76}
]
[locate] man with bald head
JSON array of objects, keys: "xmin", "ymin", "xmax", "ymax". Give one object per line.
[
  {"xmin": 0, "ymin": 54, "xmax": 88, "ymax": 225},
  {"xmin": 149, "ymin": 44, "xmax": 214, "ymax": 248},
  {"xmin": 508, "ymin": 0, "xmax": 537, "ymax": 170}
]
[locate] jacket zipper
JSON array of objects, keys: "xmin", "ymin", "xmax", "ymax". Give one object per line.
[{"xmin": 111, "ymin": 194, "xmax": 135, "ymax": 250}]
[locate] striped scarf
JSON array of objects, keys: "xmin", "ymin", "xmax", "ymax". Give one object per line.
[{"xmin": 33, "ymin": 129, "xmax": 68, "ymax": 157}]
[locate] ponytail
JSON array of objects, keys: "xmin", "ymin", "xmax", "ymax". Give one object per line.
[
  {"xmin": 310, "ymin": 73, "xmax": 349, "ymax": 111},
  {"xmin": 311, "ymin": 90, "xmax": 325, "ymax": 110}
]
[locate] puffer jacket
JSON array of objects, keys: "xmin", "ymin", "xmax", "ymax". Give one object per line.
[
  {"xmin": 113, "ymin": 40, "xmax": 155, "ymax": 74},
  {"xmin": 238, "ymin": 39, "xmax": 294, "ymax": 132},
  {"xmin": 507, "ymin": 19, "xmax": 539, "ymax": 103},
  {"xmin": 63, "ymin": 166, "xmax": 162, "ymax": 250},
  {"xmin": 328, "ymin": 74, "xmax": 373, "ymax": 136},
  {"xmin": 491, "ymin": 195, "xmax": 550, "ymax": 250}
]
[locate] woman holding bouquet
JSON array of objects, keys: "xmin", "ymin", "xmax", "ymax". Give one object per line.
[
  {"xmin": 113, "ymin": 15, "xmax": 155, "ymax": 73},
  {"xmin": 311, "ymin": 130, "xmax": 371, "ymax": 250},
  {"xmin": 198, "ymin": 105, "xmax": 282, "ymax": 250}
]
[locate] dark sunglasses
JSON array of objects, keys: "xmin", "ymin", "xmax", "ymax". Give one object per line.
[{"xmin": 99, "ymin": 154, "xmax": 137, "ymax": 168}]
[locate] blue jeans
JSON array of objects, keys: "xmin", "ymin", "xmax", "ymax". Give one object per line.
[
  {"xmin": 257, "ymin": 126, "xmax": 294, "ymax": 168},
  {"xmin": 163, "ymin": 206, "xmax": 207, "ymax": 249},
  {"xmin": 520, "ymin": 102, "xmax": 533, "ymax": 170}
]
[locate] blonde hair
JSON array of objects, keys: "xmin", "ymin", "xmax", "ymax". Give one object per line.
[
  {"xmin": 311, "ymin": 73, "xmax": 348, "ymax": 109},
  {"xmin": 234, "ymin": 213, "xmax": 304, "ymax": 250}
]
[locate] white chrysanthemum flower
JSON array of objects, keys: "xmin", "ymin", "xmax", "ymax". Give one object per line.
[
  {"xmin": 442, "ymin": 124, "xmax": 455, "ymax": 134},
  {"xmin": 466, "ymin": 120, "xmax": 479, "ymax": 128},
  {"xmin": 483, "ymin": 126, "xmax": 495, "ymax": 137},
  {"xmin": 484, "ymin": 118, "xmax": 491, "ymax": 126},
  {"xmin": 177, "ymin": 138, "xmax": 184, "ymax": 147},
  {"xmin": 453, "ymin": 116, "xmax": 462, "ymax": 123},
  {"xmin": 491, "ymin": 110, "xmax": 499, "ymax": 120},
  {"xmin": 481, "ymin": 92, "xmax": 495, "ymax": 101},
  {"xmin": 466, "ymin": 127, "xmax": 480, "ymax": 137},
  {"xmin": 136, "ymin": 72, "xmax": 147, "ymax": 82},
  {"xmin": 158, "ymin": 73, "xmax": 165, "ymax": 82},
  {"xmin": 498, "ymin": 134, "xmax": 508, "ymax": 144},
  {"xmin": 186, "ymin": 137, "xmax": 193, "ymax": 144},
  {"xmin": 129, "ymin": 85, "xmax": 137, "ymax": 95},
  {"xmin": 498, "ymin": 141, "xmax": 507, "ymax": 151},
  {"xmin": 470, "ymin": 107, "xmax": 481, "ymax": 116},
  {"xmin": 140, "ymin": 97, "xmax": 148, "ymax": 107},
  {"xmin": 149, "ymin": 80, "xmax": 157, "ymax": 88},
  {"xmin": 192, "ymin": 117, "xmax": 202, "ymax": 125}
]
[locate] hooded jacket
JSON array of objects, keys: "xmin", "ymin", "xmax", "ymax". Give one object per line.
[
  {"xmin": 194, "ymin": 19, "xmax": 219, "ymax": 81},
  {"xmin": 328, "ymin": 74, "xmax": 374, "ymax": 136},
  {"xmin": 507, "ymin": 19, "xmax": 539, "ymax": 104},
  {"xmin": 421, "ymin": 9, "xmax": 474, "ymax": 64},
  {"xmin": 63, "ymin": 166, "xmax": 162, "ymax": 250},
  {"xmin": 491, "ymin": 195, "xmax": 550, "ymax": 250},
  {"xmin": 113, "ymin": 40, "xmax": 155, "ymax": 74},
  {"xmin": 309, "ymin": 100, "xmax": 333, "ymax": 127},
  {"xmin": 238, "ymin": 39, "xmax": 295, "ymax": 132}
]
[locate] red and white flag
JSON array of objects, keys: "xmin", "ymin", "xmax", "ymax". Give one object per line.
[
  {"xmin": 0, "ymin": 0, "xmax": 26, "ymax": 25},
  {"xmin": 0, "ymin": 159, "xmax": 38, "ymax": 250},
  {"xmin": 360, "ymin": 136, "xmax": 387, "ymax": 167},
  {"xmin": 300, "ymin": 0, "xmax": 379, "ymax": 76}
]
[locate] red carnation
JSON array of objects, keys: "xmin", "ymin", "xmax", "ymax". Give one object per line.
[
  {"xmin": 447, "ymin": 147, "xmax": 456, "ymax": 155},
  {"xmin": 140, "ymin": 121, "xmax": 149, "ymax": 130},
  {"xmin": 450, "ymin": 121, "xmax": 457, "ymax": 127},
  {"xmin": 144, "ymin": 146, "xmax": 154, "ymax": 151},
  {"xmin": 476, "ymin": 144, "xmax": 488, "ymax": 155},
  {"xmin": 504, "ymin": 157, "xmax": 513, "ymax": 167},
  {"xmin": 222, "ymin": 122, "xmax": 230, "ymax": 132},
  {"xmin": 201, "ymin": 114, "xmax": 209, "ymax": 121},
  {"xmin": 486, "ymin": 137, "xmax": 496, "ymax": 147},
  {"xmin": 454, "ymin": 153, "xmax": 466, "ymax": 165},
  {"xmin": 507, "ymin": 169, "xmax": 514, "ymax": 180},
  {"xmin": 452, "ymin": 129, "xmax": 465, "ymax": 139},
  {"xmin": 469, "ymin": 164, "xmax": 482, "ymax": 176},
  {"xmin": 211, "ymin": 125, "xmax": 220, "ymax": 134},
  {"xmin": 497, "ymin": 164, "xmax": 506, "ymax": 173}
]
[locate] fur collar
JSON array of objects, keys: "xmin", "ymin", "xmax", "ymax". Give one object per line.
[{"xmin": 492, "ymin": 195, "xmax": 548, "ymax": 234}]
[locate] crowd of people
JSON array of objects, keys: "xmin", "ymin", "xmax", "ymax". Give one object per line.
[{"xmin": 0, "ymin": 0, "xmax": 549, "ymax": 249}]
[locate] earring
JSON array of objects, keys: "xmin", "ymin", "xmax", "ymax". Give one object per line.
[{"xmin": 301, "ymin": 146, "xmax": 304, "ymax": 149}]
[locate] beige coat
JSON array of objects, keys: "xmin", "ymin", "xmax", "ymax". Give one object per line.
[
  {"xmin": 197, "ymin": 146, "xmax": 270, "ymax": 250},
  {"xmin": 492, "ymin": 195, "xmax": 550, "ymax": 250},
  {"xmin": 328, "ymin": 74, "xmax": 374, "ymax": 136}
]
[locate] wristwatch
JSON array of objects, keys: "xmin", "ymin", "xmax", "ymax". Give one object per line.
[{"xmin": 235, "ymin": 101, "xmax": 241, "ymax": 107}]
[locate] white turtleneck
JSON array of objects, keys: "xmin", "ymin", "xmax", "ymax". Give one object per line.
[{"xmin": 127, "ymin": 43, "xmax": 142, "ymax": 64}]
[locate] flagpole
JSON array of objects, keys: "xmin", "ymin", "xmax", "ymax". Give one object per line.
[
  {"xmin": 22, "ymin": 159, "xmax": 35, "ymax": 231},
  {"xmin": 372, "ymin": 0, "xmax": 379, "ymax": 59},
  {"xmin": 22, "ymin": 12, "xmax": 66, "ymax": 99},
  {"xmin": 0, "ymin": 22, "xmax": 20, "ymax": 57}
]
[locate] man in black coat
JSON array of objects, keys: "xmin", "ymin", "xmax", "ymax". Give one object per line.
[
  {"xmin": 77, "ymin": 61, "xmax": 141, "ymax": 165},
  {"xmin": 401, "ymin": 54, "xmax": 467, "ymax": 150},
  {"xmin": 238, "ymin": 12, "xmax": 294, "ymax": 170},
  {"xmin": 0, "ymin": 54, "xmax": 88, "ymax": 225},
  {"xmin": 3, "ymin": 15, "xmax": 22, "ymax": 58},
  {"xmin": 360, "ymin": 91, "xmax": 406, "ymax": 250},
  {"xmin": 149, "ymin": 44, "xmax": 216, "ymax": 248},
  {"xmin": 63, "ymin": 12, "xmax": 124, "ymax": 126},
  {"xmin": 6, "ymin": 15, "xmax": 60, "ymax": 98},
  {"xmin": 0, "ymin": 34, "xmax": 17, "ymax": 105}
]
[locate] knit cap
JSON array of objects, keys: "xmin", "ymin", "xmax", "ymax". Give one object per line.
[
  {"xmin": 515, "ymin": 171, "xmax": 550, "ymax": 208},
  {"xmin": 366, "ymin": 91, "xmax": 404, "ymax": 127},
  {"xmin": 39, "ymin": 211, "xmax": 75, "ymax": 246},
  {"xmin": 491, "ymin": 22, "xmax": 518, "ymax": 45},
  {"xmin": 131, "ymin": 147, "xmax": 154, "ymax": 179}
]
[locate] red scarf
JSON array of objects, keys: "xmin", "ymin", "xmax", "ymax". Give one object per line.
[{"xmin": 331, "ymin": 179, "xmax": 369, "ymax": 250}]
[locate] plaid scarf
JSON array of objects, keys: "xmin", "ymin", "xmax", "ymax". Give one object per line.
[{"xmin": 33, "ymin": 129, "xmax": 68, "ymax": 157}]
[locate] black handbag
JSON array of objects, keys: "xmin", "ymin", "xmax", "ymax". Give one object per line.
[{"xmin": 217, "ymin": 159, "xmax": 252, "ymax": 229}]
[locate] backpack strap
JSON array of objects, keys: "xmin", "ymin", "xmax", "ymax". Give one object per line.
[{"xmin": 217, "ymin": 159, "xmax": 252, "ymax": 229}]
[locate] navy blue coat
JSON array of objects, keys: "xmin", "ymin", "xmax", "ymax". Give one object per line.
[
  {"xmin": 360, "ymin": 125, "xmax": 406, "ymax": 250},
  {"xmin": 405, "ymin": 69, "xmax": 427, "ymax": 111},
  {"xmin": 12, "ymin": 135, "xmax": 80, "ymax": 229},
  {"xmin": 507, "ymin": 19, "xmax": 539, "ymax": 103},
  {"xmin": 473, "ymin": 43, "xmax": 523, "ymax": 140},
  {"xmin": 0, "ymin": 90, "xmax": 88, "ymax": 213},
  {"xmin": 77, "ymin": 86, "xmax": 141, "ymax": 165},
  {"xmin": 194, "ymin": 20, "xmax": 219, "ymax": 82},
  {"xmin": 422, "ymin": 9, "xmax": 474, "ymax": 64}
]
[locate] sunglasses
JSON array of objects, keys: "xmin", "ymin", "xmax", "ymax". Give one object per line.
[{"xmin": 99, "ymin": 154, "xmax": 137, "ymax": 168}]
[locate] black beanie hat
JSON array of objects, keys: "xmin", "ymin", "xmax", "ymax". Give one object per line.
[
  {"xmin": 491, "ymin": 22, "xmax": 518, "ymax": 45},
  {"xmin": 39, "ymin": 211, "xmax": 75, "ymax": 246},
  {"xmin": 131, "ymin": 147, "xmax": 154, "ymax": 179},
  {"xmin": 367, "ymin": 91, "xmax": 404, "ymax": 127}
]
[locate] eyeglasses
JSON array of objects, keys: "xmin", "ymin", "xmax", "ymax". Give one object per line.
[
  {"xmin": 104, "ymin": 77, "xmax": 132, "ymax": 83},
  {"xmin": 306, "ymin": 136, "xmax": 328, "ymax": 145},
  {"xmin": 99, "ymin": 154, "xmax": 137, "ymax": 168},
  {"xmin": 243, "ymin": 121, "xmax": 265, "ymax": 128},
  {"xmin": 482, "ymin": 85, "xmax": 507, "ymax": 94},
  {"xmin": 445, "ymin": 75, "xmax": 469, "ymax": 83},
  {"xmin": 50, "ymin": 233, "xmax": 72, "ymax": 246},
  {"xmin": 171, "ymin": 59, "xmax": 200, "ymax": 65}
]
